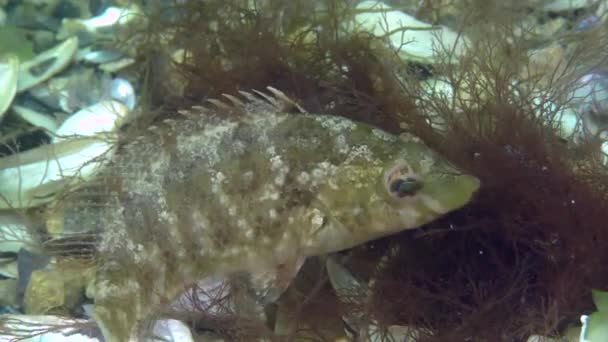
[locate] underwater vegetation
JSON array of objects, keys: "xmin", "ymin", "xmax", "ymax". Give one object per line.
[
  {"xmin": 2, "ymin": 0, "xmax": 608, "ymax": 340},
  {"xmin": 127, "ymin": 1, "xmax": 608, "ymax": 340}
]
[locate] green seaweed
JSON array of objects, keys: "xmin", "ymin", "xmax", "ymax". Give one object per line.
[
  {"xmin": 587, "ymin": 290, "xmax": 608, "ymax": 341},
  {"xmin": 0, "ymin": 25, "xmax": 35, "ymax": 60}
]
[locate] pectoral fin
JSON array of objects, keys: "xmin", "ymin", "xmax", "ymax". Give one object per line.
[{"xmin": 247, "ymin": 255, "xmax": 306, "ymax": 305}]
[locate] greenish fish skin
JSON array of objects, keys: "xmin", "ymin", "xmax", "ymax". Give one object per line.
[{"xmin": 61, "ymin": 90, "xmax": 479, "ymax": 341}]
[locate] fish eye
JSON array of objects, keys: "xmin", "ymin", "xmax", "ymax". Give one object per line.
[
  {"xmin": 389, "ymin": 177, "xmax": 422, "ymax": 197},
  {"xmin": 384, "ymin": 160, "xmax": 423, "ymax": 198}
]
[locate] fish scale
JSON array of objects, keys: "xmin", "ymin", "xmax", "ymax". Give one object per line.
[{"xmin": 48, "ymin": 87, "xmax": 480, "ymax": 341}]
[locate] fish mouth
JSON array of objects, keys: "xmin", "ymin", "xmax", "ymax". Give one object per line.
[
  {"xmin": 421, "ymin": 173, "xmax": 480, "ymax": 217},
  {"xmin": 449, "ymin": 174, "xmax": 481, "ymax": 209},
  {"xmin": 462, "ymin": 174, "xmax": 482, "ymax": 197}
]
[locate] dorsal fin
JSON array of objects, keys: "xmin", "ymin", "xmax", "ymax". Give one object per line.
[
  {"xmin": 206, "ymin": 98, "xmax": 232, "ymax": 110},
  {"xmin": 252, "ymin": 89, "xmax": 281, "ymax": 108},
  {"xmin": 221, "ymin": 93, "xmax": 245, "ymax": 107},
  {"xmin": 266, "ymin": 86, "xmax": 306, "ymax": 113},
  {"xmin": 182, "ymin": 87, "xmax": 306, "ymax": 123},
  {"xmin": 237, "ymin": 90, "xmax": 260, "ymax": 103},
  {"xmin": 200, "ymin": 86, "xmax": 307, "ymax": 114}
]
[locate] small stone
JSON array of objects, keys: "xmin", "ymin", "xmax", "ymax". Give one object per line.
[
  {"xmin": 0, "ymin": 278, "xmax": 18, "ymax": 307},
  {"xmin": 523, "ymin": 43, "xmax": 568, "ymax": 87},
  {"xmin": 24, "ymin": 264, "xmax": 92, "ymax": 315},
  {"xmin": 533, "ymin": 18, "xmax": 567, "ymax": 39},
  {"xmin": 17, "ymin": 249, "xmax": 50, "ymax": 304},
  {"xmin": 24, "ymin": 269, "xmax": 65, "ymax": 314},
  {"xmin": 152, "ymin": 319, "xmax": 195, "ymax": 342},
  {"xmin": 0, "ymin": 257, "xmax": 18, "ymax": 278},
  {"xmin": 543, "ymin": 0, "xmax": 595, "ymax": 12}
]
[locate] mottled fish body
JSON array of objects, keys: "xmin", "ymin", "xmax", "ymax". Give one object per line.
[{"xmin": 55, "ymin": 88, "xmax": 479, "ymax": 341}]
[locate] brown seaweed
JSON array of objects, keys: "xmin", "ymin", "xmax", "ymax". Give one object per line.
[{"xmin": 4, "ymin": 0, "xmax": 608, "ymax": 340}]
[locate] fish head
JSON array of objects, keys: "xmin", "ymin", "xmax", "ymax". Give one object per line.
[{"xmin": 303, "ymin": 128, "xmax": 480, "ymax": 255}]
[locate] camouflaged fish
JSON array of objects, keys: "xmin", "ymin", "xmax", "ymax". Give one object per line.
[{"xmin": 53, "ymin": 87, "xmax": 480, "ymax": 341}]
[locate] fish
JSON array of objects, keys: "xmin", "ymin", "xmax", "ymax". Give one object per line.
[{"xmin": 48, "ymin": 87, "xmax": 480, "ymax": 341}]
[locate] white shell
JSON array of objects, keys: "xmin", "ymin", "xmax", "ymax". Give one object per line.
[
  {"xmin": 0, "ymin": 55, "xmax": 19, "ymax": 121},
  {"xmin": 574, "ymin": 73, "xmax": 608, "ymax": 115},
  {"xmin": 82, "ymin": 6, "xmax": 138, "ymax": 29},
  {"xmin": 11, "ymin": 105, "xmax": 59, "ymax": 133},
  {"xmin": 0, "ymin": 101, "xmax": 129, "ymax": 209},
  {"xmin": 0, "ymin": 212, "xmax": 34, "ymax": 253},
  {"xmin": 54, "ymin": 100, "xmax": 129, "ymax": 141},
  {"xmin": 0, "ymin": 137, "xmax": 116, "ymax": 209},
  {"xmin": 109, "ymin": 78, "xmax": 136, "ymax": 111},
  {"xmin": 78, "ymin": 48, "xmax": 124, "ymax": 64},
  {"xmin": 0, "ymin": 315, "xmax": 100, "ymax": 341},
  {"xmin": 0, "ymin": 259, "xmax": 18, "ymax": 279},
  {"xmin": 57, "ymin": 5, "xmax": 142, "ymax": 40},
  {"xmin": 152, "ymin": 319, "xmax": 195, "ymax": 342},
  {"xmin": 353, "ymin": 1, "xmax": 469, "ymax": 64},
  {"xmin": 543, "ymin": 0, "xmax": 595, "ymax": 11}
]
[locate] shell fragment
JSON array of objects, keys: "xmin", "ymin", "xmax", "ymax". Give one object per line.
[
  {"xmin": 151, "ymin": 319, "xmax": 195, "ymax": 342},
  {"xmin": 57, "ymin": 5, "xmax": 142, "ymax": 40},
  {"xmin": 17, "ymin": 37, "xmax": 79, "ymax": 93},
  {"xmin": 0, "ymin": 211, "xmax": 35, "ymax": 253},
  {"xmin": 108, "ymin": 78, "xmax": 137, "ymax": 111},
  {"xmin": 11, "ymin": 105, "xmax": 59, "ymax": 133},
  {"xmin": 82, "ymin": 6, "xmax": 138, "ymax": 29},
  {"xmin": 0, "ymin": 55, "xmax": 19, "ymax": 121},
  {"xmin": 0, "ymin": 315, "xmax": 101, "ymax": 342},
  {"xmin": 53, "ymin": 100, "xmax": 129, "ymax": 141},
  {"xmin": 0, "ymin": 100, "xmax": 128, "ymax": 209},
  {"xmin": 0, "ymin": 137, "xmax": 116, "ymax": 209}
]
